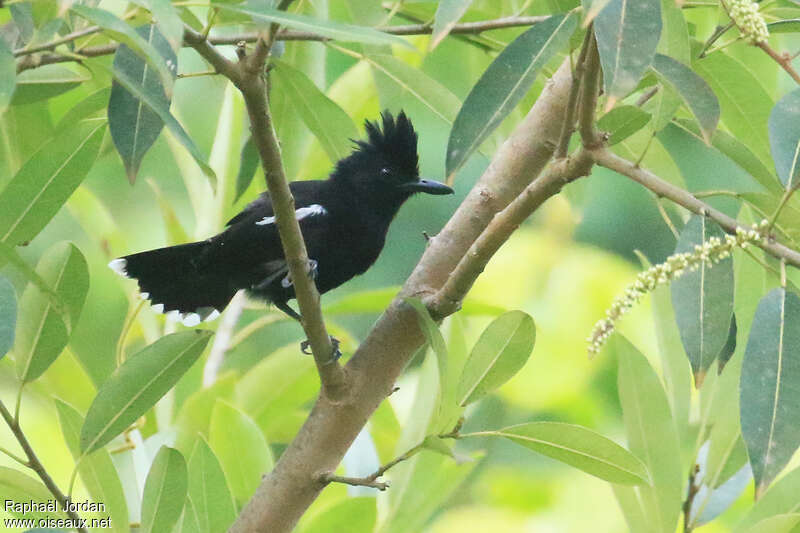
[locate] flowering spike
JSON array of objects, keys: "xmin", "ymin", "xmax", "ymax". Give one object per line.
[{"xmin": 587, "ymin": 220, "xmax": 769, "ymax": 357}]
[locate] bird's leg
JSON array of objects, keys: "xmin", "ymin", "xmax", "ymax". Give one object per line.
[
  {"xmin": 274, "ymin": 300, "xmax": 303, "ymax": 322},
  {"xmin": 274, "ymin": 300, "xmax": 342, "ymax": 360},
  {"xmin": 280, "ymin": 258, "xmax": 318, "ymax": 288}
]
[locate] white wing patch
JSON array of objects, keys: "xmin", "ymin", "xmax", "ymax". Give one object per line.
[{"xmin": 256, "ymin": 204, "xmax": 327, "ymax": 226}]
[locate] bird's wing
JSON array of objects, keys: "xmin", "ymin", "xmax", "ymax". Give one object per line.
[
  {"xmin": 225, "ymin": 180, "xmax": 323, "ymax": 226},
  {"xmin": 208, "ymin": 181, "xmax": 331, "ymax": 286}
]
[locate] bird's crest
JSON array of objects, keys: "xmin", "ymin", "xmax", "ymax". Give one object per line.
[{"xmin": 346, "ymin": 110, "xmax": 420, "ymax": 180}]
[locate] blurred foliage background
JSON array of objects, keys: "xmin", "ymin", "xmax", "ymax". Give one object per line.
[{"xmin": 4, "ymin": 0, "xmax": 800, "ymax": 531}]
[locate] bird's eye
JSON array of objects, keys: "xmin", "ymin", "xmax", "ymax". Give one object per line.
[{"xmin": 380, "ymin": 167, "xmax": 391, "ymax": 176}]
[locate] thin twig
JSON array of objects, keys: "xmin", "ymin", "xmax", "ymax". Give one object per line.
[
  {"xmin": 683, "ymin": 463, "xmax": 701, "ymax": 532},
  {"xmin": 577, "ymin": 31, "xmax": 602, "ymax": 147},
  {"xmin": 15, "ymin": 16, "xmax": 548, "ymax": 72},
  {"xmin": 591, "ymin": 148, "xmax": 800, "ymax": 268},
  {"xmin": 766, "ymin": 187, "xmax": 795, "ymax": 232},
  {"xmin": 636, "ymin": 86, "xmax": 659, "ymax": 107},
  {"xmin": 756, "ymin": 41, "xmax": 800, "ymax": 86},
  {"xmin": 653, "ymin": 194, "xmax": 680, "ymax": 239},
  {"xmin": 210, "ymin": 2, "xmax": 348, "ymax": 400},
  {"xmin": 0, "ymin": 400, "xmax": 88, "ymax": 532},
  {"xmin": 321, "ymin": 474, "xmax": 390, "ymax": 490},
  {"xmin": 556, "ymin": 28, "xmax": 593, "ymax": 159}
]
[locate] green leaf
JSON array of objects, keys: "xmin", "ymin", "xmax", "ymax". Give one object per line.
[
  {"xmin": 54, "ymin": 400, "xmax": 129, "ymax": 533},
  {"xmin": 109, "ymin": 25, "xmax": 177, "ymax": 184},
  {"xmin": 81, "ymin": 330, "xmax": 213, "ymax": 453},
  {"xmin": 0, "ymin": 467, "xmax": 62, "ymax": 521},
  {"xmin": 15, "ymin": 243, "xmax": 89, "ymax": 382},
  {"xmin": 767, "ymin": 20, "xmax": 800, "ymax": 34},
  {"xmin": 717, "ymin": 314, "xmax": 737, "ymax": 373},
  {"xmin": 594, "ymin": 0, "xmax": 662, "ymax": 103},
  {"xmin": 735, "ymin": 467, "xmax": 800, "ymax": 531},
  {"xmin": 71, "ymin": 5, "xmax": 175, "ymax": 93},
  {"xmin": 769, "ymin": 88, "xmax": 800, "ymax": 190},
  {"xmin": 405, "ymin": 298, "xmax": 452, "ymax": 429},
  {"xmin": 187, "ymin": 437, "xmax": 237, "ymax": 533},
  {"xmin": 431, "ymin": 0, "xmax": 475, "ymax": 49},
  {"xmin": 597, "ymin": 105, "xmax": 652, "ymax": 145},
  {"xmin": 637, "ymin": 253, "xmax": 691, "ymax": 439},
  {"xmin": 740, "ymin": 288, "xmax": 800, "ymax": 499},
  {"xmin": 273, "ymin": 60, "xmax": 358, "ymax": 163},
  {"xmin": 742, "ymin": 514, "xmax": 800, "ymax": 533},
  {"xmin": 235, "ymin": 343, "xmax": 317, "ymax": 442},
  {"xmin": 614, "ymin": 335, "xmax": 683, "ymax": 533},
  {"xmin": 651, "ymin": 54, "xmax": 719, "ymax": 144},
  {"xmin": 581, "ymin": 0, "xmax": 612, "ymax": 26},
  {"xmin": 0, "ymin": 275, "xmax": 16, "ymax": 359},
  {"xmin": 656, "ymin": 0, "xmax": 690, "ymax": 64},
  {"xmin": 297, "ymin": 496, "xmax": 377, "ymax": 533},
  {"xmin": 145, "ymin": 0, "xmax": 184, "ymax": 52},
  {"xmin": 377, "ymin": 450, "xmax": 479, "ymax": 533},
  {"xmin": 208, "ymin": 400, "xmax": 273, "ymax": 505},
  {"xmin": 141, "ymin": 446, "xmax": 188, "ymax": 533},
  {"xmin": 670, "ymin": 215, "xmax": 734, "ymax": 385},
  {"xmin": 106, "ymin": 61, "xmax": 215, "ymax": 180},
  {"xmin": 692, "ymin": 51, "xmax": 773, "ymax": 166},
  {"xmin": 648, "ymin": 82, "xmax": 682, "ymax": 132},
  {"xmin": 480, "ymin": 421, "xmax": 649, "ymax": 485},
  {"xmin": 446, "ymin": 14, "xmax": 577, "ymax": 178},
  {"xmin": 456, "ymin": 310, "xmax": 535, "ymax": 406},
  {"xmin": 147, "ymin": 179, "xmax": 190, "ymax": 244},
  {"xmin": 55, "ymin": 88, "xmax": 112, "ymax": 133},
  {"xmin": 363, "ymin": 54, "xmax": 461, "ymax": 126},
  {"xmin": 235, "ymin": 137, "xmax": 259, "ymax": 202},
  {"xmin": 324, "ymin": 286, "xmax": 504, "ymax": 316},
  {"xmin": 214, "ymin": 3, "xmax": 410, "ymax": 47},
  {"xmin": 11, "ymin": 64, "xmax": 90, "ymax": 105},
  {"xmin": 0, "ymin": 38, "xmax": 15, "ymax": 112},
  {"xmin": 0, "ymin": 120, "xmax": 106, "ymax": 246},
  {"xmin": 672, "ymin": 118, "xmax": 781, "ymax": 194}
]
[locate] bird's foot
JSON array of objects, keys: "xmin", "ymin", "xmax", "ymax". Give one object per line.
[
  {"xmin": 280, "ymin": 259, "xmax": 318, "ymax": 288},
  {"xmin": 300, "ymin": 335, "xmax": 341, "ymax": 360}
]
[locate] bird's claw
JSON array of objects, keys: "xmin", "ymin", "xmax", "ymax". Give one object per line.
[{"xmin": 300, "ymin": 335, "xmax": 341, "ymax": 361}]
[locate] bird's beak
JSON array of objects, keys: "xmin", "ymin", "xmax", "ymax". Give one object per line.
[{"xmin": 399, "ymin": 179, "xmax": 454, "ymax": 195}]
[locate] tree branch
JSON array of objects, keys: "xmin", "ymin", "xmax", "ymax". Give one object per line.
[
  {"xmin": 578, "ymin": 31, "xmax": 602, "ymax": 147},
  {"xmin": 556, "ymin": 26, "xmax": 594, "ymax": 159},
  {"xmin": 591, "ymin": 148, "xmax": 800, "ymax": 268},
  {"xmin": 430, "ymin": 150, "xmax": 593, "ymax": 317},
  {"xmin": 0, "ymin": 400, "xmax": 88, "ymax": 532},
  {"xmin": 202, "ymin": 16, "xmax": 349, "ymax": 400},
  {"xmin": 15, "ymin": 16, "xmax": 548, "ymax": 72},
  {"xmin": 231, "ymin": 56, "xmax": 578, "ymax": 533}
]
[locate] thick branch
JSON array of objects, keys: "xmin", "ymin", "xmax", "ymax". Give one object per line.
[
  {"xmin": 431, "ymin": 150, "xmax": 593, "ymax": 317},
  {"xmin": 0, "ymin": 400, "xmax": 88, "ymax": 532},
  {"xmin": 15, "ymin": 16, "xmax": 547, "ymax": 72},
  {"xmin": 231, "ymin": 57, "xmax": 578, "ymax": 533},
  {"xmin": 591, "ymin": 148, "xmax": 800, "ymax": 268}
]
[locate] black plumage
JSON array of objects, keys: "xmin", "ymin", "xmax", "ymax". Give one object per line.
[{"xmin": 109, "ymin": 111, "xmax": 453, "ymax": 326}]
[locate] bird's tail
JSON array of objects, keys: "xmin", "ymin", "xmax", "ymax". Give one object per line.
[{"xmin": 109, "ymin": 241, "xmax": 237, "ymax": 326}]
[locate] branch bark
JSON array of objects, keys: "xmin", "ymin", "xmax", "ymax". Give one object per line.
[
  {"xmin": 14, "ymin": 16, "xmax": 547, "ymax": 72},
  {"xmin": 591, "ymin": 148, "xmax": 800, "ymax": 268},
  {"xmin": 230, "ymin": 56, "xmax": 577, "ymax": 533},
  {"xmin": 0, "ymin": 400, "xmax": 88, "ymax": 532}
]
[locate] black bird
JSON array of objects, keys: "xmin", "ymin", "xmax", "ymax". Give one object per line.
[{"xmin": 109, "ymin": 111, "xmax": 453, "ymax": 328}]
